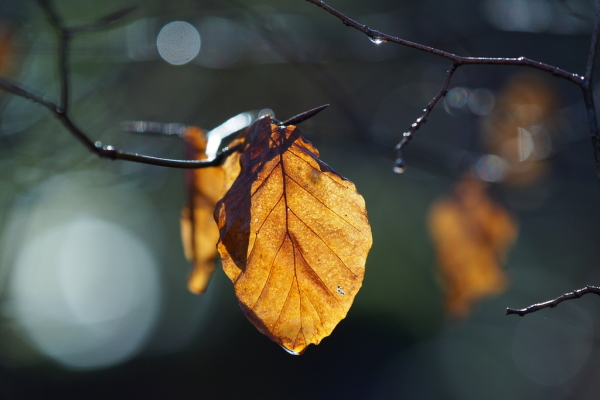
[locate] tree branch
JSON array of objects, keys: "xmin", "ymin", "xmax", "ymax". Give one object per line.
[
  {"xmin": 394, "ymin": 63, "xmax": 457, "ymax": 173},
  {"xmin": 306, "ymin": 0, "xmax": 600, "ymax": 180},
  {"xmin": 0, "ymin": 77, "xmax": 61, "ymax": 112},
  {"xmin": 0, "ymin": 0, "xmax": 239, "ymax": 169},
  {"xmin": 582, "ymin": 0, "xmax": 600, "ymax": 183},
  {"xmin": 305, "ymin": 0, "xmax": 584, "ymax": 85},
  {"xmin": 585, "ymin": 0, "xmax": 600, "ymax": 84},
  {"xmin": 506, "ymin": 286, "xmax": 600, "ymax": 316}
]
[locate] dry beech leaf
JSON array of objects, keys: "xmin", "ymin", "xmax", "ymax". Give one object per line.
[
  {"xmin": 181, "ymin": 126, "xmax": 244, "ymax": 294},
  {"xmin": 215, "ymin": 116, "xmax": 372, "ymax": 354},
  {"xmin": 428, "ymin": 177, "xmax": 518, "ymax": 317}
]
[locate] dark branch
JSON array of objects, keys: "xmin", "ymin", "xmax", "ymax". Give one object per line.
[
  {"xmin": 0, "ymin": 77, "xmax": 61, "ymax": 112},
  {"xmin": 583, "ymin": 0, "xmax": 600, "ymax": 183},
  {"xmin": 585, "ymin": 0, "xmax": 600, "ymax": 83},
  {"xmin": 93, "ymin": 142, "xmax": 244, "ymax": 168},
  {"xmin": 394, "ymin": 63, "xmax": 457, "ymax": 173},
  {"xmin": 582, "ymin": 87, "xmax": 600, "ymax": 182},
  {"xmin": 0, "ymin": 1, "xmax": 240, "ymax": 169},
  {"xmin": 37, "ymin": 0, "xmax": 70, "ymax": 110},
  {"xmin": 305, "ymin": 0, "xmax": 584, "ymax": 86},
  {"xmin": 305, "ymin": 0, "xmax": 600, "ymax": 182},
  {"xmin": 506, "ymin": 286, "xmax": 600, "ymax": 316}
]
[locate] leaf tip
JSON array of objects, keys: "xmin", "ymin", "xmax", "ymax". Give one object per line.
[{"xmin": 187, "ymin": 264, "xmax": 214, "ymax": 294}]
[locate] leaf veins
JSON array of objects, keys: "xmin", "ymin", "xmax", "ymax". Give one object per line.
[{"xmin": 215, "ymin": 116, "xmax": 372, "ymax": 354}]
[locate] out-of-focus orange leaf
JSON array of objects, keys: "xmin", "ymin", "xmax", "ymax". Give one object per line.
[
  {"xmin": 180, "ymin": 126, "xmax": 244, "ymax": 294},
  {"xmin": 428, "ymin": 177, "xmax": 518, "ymax": 317},
  {"xmin": 480, "ymin": 72, "xmax": 557, "ymax": 186},
  {"xmin": 215, "ymin": 116, "xmax": 372, "ymax": 354}
]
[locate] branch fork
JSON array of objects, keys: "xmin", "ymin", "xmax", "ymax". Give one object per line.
[{"xmin": 306, "ymin": 0, "xmax": 600, "ymax": 179}]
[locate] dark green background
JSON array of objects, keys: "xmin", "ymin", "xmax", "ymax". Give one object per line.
[{"xmin": 1, "ymin": 0, "xmax": 600, "ymax": 398}]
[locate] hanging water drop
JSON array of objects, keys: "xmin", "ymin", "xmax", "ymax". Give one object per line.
[
  {"xmin": 368, "ymin": 36, "xmax": 386, "ymax": 45},
  {"xmin": 394, "ymin": 158, "xmax": 405, "ymax": 174}
]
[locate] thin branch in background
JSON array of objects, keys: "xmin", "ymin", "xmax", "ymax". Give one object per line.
[
  {"xmin": 305, "ymin": 0, "xmax": 583, "ymax": 83},
  {"xmin": 38, "ymin": 0, "xmax": 70, "ymax": 110},
  {"xmin": 506, "ymin": 286, "xmax": 600, "ymax": 316},
  {"xmin": 582, "ymin": 0, "xmax": 600, "ymax": 183},
  {"xmin": 0, "ymin": 0, "xmax": 241, "ymax": 169},
  {"xmin": 0, "ymin": 77, "xmax": 60, "ymax": 112},
  {"xmin": 393, "ymin": 63, "xmax": 457, "ymax": 173},
  {"xmin": 305, "ymin": 0, "xmax": 600, "ymax": 181}
]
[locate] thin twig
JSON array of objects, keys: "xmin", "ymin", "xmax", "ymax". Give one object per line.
[
  {"xmin": 393, "ymin": 63, "xmax": 458, "ymax": 173},
  {"xmin": 305, "ymin": 0, "xmax": 584, "ymax": 86},
  {"xmin": 585, "ymin": 0, "xmax": 600, "ymax": 83},
  {"xmin": 582, "ymin": 0, "xmax": 600, "ymax": 183},
  {"xmin": 305, "ymin": 0, "xmax": 600, "ymax": 180},
  {"xmin": 37, "ymin": 0, "xmax": 70, "ymax": 110},
  {"xmin": 0, "ymin": 0, "xmax": 239, "ymax": 169},
  {"xmin": 0, "ymin": 77, "xmax": 60, "ymax": 112},
  {"xmin": 506, "ymin": 286, "xmax": 600, "ymax": 316}
]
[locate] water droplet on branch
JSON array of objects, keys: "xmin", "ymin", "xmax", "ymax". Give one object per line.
[
  {"xmin": 368, "ymin": 36, "xmax": 386, "ymax": 45},
  {"xmin": 393, "ymin": 159, "xmax": 405, "ymax": 174}
]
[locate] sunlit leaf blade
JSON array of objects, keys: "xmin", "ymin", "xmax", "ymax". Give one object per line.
[
  {"xmin": 181, "ymin": 127, "xmax": 243, "ymax": 294},
  {"xmin": 215, "ymin": 117, "xmax": 372, "ymax": 354},
  {"xmin": 428, "ymin": 177, "xmax": 518, "ymax": 317}
]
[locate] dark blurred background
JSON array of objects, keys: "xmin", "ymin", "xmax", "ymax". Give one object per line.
[{"xmin": 2, "ymin": 0, "xmax": 600, "ymax": 398}]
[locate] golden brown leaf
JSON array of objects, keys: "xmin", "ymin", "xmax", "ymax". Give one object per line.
[
  {"xmin": 180, "ymin": 126, "xmax": 244, "ymax": 294},
  {"xmin": 215, "ymin": 117, "xmax": 372, "ymax": 354},
  {"xmin": 428, "ymin": 177, "xmax": 518, "ymax": 317}
]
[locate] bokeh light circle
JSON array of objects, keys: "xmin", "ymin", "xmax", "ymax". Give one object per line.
[
  {"xmin": 157, "ymin": 21, "xmax": 201, "ymax": 65},
  {"xmin": 512, "ymin": 304, "xmax": 593, "ymax": 386},
  {"xmin": 10, "ymin": 216, "xmax": 161, "ymax": 369},
  {"xmin": 468, "ymin": 88, "xmax": 496, "ymax": 116},
  {"xmin": 475, "ymin": 154, "xmax": 507, "ymax": 182}
]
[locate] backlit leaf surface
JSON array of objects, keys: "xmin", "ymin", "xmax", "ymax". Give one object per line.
[
  {"xmin": 215, "ymin": 117, "xmax": 372, "ymax": 354},
  {"xmin": 181, "ymin": 126, "xmax": 243, "ymax": 293},
  {"xmin": 428, "ymin": 177, "xmax": 518, "ymax": 317}
]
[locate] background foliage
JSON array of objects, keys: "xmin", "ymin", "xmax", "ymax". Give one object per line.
[{"xmin": 1, "ymin": 0, "xmax": 600, "ymax": 398}]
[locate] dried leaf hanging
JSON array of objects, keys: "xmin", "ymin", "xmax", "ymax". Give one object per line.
[
  {"xmin": 215, "ymin": 116, "xmax": 372, "ymax": 354},
  {"xmin": 180, "ymin": 126, "xmax": 244, "ymax": 293},
  {"xmin": 428, "ymin": 177, "xmax": 518, "ymax": 317}
]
